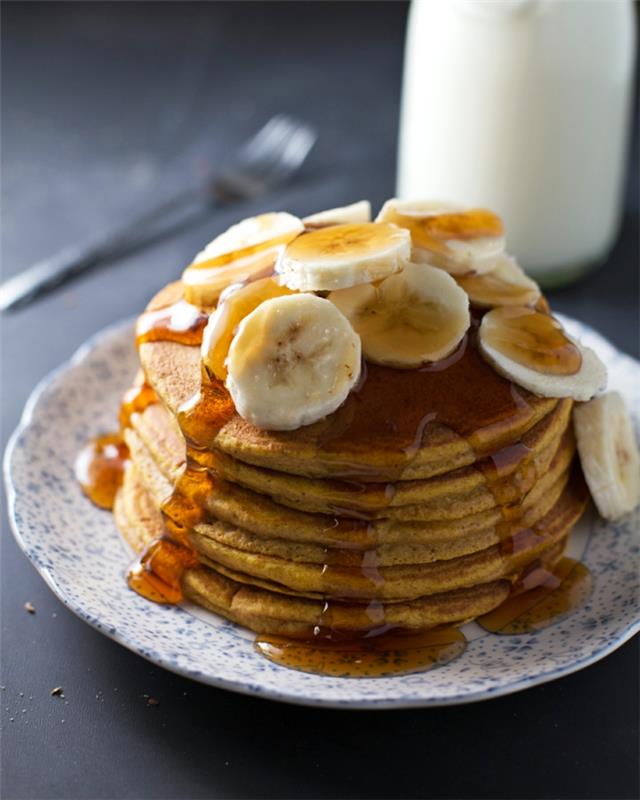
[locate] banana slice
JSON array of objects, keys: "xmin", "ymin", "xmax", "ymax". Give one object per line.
[
  {"xmin": 376, "ymin": 198, "xmax": 460, "ymax": 220},
  {"xmin": 329, "ymin": 262, "xmax": 470, "ymax": 368},
  {"xmin": 377, "ymin": 199, "xmax": 505, "ymax": 275},
  {"xmin": 573, "ymin": 391, "xmax": 640, "ymax": 520},
  {"xmin": 303, "ymin": 200, "xmax": 371, "ymax": 228},
  {"xmin": 277, "ymin": 223, "xmax": 411, "ymax": 291},
  {"xmin": 226, "ymin": 294, "xmax": 362, "ymax": 430},
  {"xmin": 478, "ymin": 306, "xmax": 607, "ymax": 401},
  {"xmin": 182, "ymin": 212, "xmax": 303, "ymax": 306},
  {"xmin": 457, "ymin": 255, "xmax": 541, "ymax": 308},
  {"xmin": 201, "ymin": 276, "xmax": 294, "ymax": 381},
  {"xmin": 195, "ymin": 212, "xmax": 303, "ymax": 262}
]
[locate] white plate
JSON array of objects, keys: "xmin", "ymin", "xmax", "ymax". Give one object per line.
[{"xmin": 4, "ymin": 316, "xmax": 639, "ymax": 708}]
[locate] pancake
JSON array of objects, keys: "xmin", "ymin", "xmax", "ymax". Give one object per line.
[
  {"xmin": 121, "ymin": 410, "xmax": 586, "ymax": 602},
  {"xmin": 124, "ymin": 413, "xmax": 575, "ymax": 548},
  {"xmin": 188, "ymin": 474, "xmax": 586, "ymax": 601},
  {"xmin": 127, "ymin": 402, "xmax": 575, "ymax": 523},
  {"xmin": 179, "ymin": 400, "xmax": 572, "ymax": 515},
  {"xmin": 114, "ymin": 465, "xmax": 517, "ymax": 633},
  {"xmin": 138, "ymin": 336, "xmax": 559, "ymax": 480},
  {"xmin": 115, "ymin": 464, "xmax": 576, "ymax": 636},
  {"xmin": 107, "ymin": 278, "xmax": 589, "ymax": 645}
]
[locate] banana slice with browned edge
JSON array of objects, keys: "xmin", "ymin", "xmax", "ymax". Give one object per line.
[
  {"xmin": 377, "ymin": 199, "xmax": 505, "ymax": 275},
  {"xmin": 277, "ymin": 222, "xmax": 411, "ymax": 291},
  {"xmin": 329, "ymin": 262, "xmax": 470, "ymax": 368},
  {"xmin": 478, "ymin": 306, "xmax": 607, "ymax": 401},
  {"xmin": 457, "ymin": 255, "xmax": 541, "ymax": 308},
  {"xmin": 303, "ymin": 200, "xmax": 371, "ymax": 228},
  {"xmin": 574, "ymin": 391, "xmax": 640, "ymax": 520},
  {"xmin": 182, "ymin": 212, "xmax": 303, "ymax": 306},
  {"xmin": 226, "ymin": 294, "xmax": 362, "ymax": 430}
]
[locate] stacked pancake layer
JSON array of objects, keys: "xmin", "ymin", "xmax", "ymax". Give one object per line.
[{"xmin": 113, "ymin": 286, "xmax": 588, "ymax": 638}]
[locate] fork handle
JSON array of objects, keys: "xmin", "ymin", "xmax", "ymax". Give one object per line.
[{"xmin": 0, "ymin": 184, "xmax": 212, "ymax": 312}]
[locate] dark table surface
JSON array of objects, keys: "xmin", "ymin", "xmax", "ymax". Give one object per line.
[{"xmin": 2, "ymin": 3, "xmax": 638, "ymax": 799}]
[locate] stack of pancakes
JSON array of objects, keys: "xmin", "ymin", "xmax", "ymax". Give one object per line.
[{"xmin": 114, "ymin": 284, "xmax": 588, "ymax": 638}]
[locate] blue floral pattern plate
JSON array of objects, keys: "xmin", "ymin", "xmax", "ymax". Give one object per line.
[{"xmin": 4, "ymin": 316, "xmax": 639, "ymax": 708}]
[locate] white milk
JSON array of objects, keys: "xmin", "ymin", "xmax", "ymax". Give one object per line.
[{"xmin": 397, "ymin": 0, "xmax": 636, "ymax": 285}]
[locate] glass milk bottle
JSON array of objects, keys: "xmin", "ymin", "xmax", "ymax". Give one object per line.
[{"xmin": 397, "ymin": 0, "xmax": 636, "ymax": 286}]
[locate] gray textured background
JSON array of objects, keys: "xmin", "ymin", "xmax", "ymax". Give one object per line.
[{"xmin": 2, "ymin": 3, "xmax": 638, "ymax": 799}]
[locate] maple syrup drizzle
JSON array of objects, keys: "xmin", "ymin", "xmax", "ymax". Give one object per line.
[
  {"xmin": 316, "ymin": 319, "xmax": 534, "ymax": 482},
  {"xmin": 457, "ymin": 269, "xmax": 538, "ymax": 308},
  {"xmin": 76, "ymin": 380, "xmax": 160, "ymax": 510},
  {"xmin": 385, "ymin": 208, "xmax": 503, "ymax": 260},
  {"xmin": 126, "ymin": 367, "xmax": 235, "ymax": 604},
  {"xmin": 136, "ymin": 298, "xmax": 208, "ymax": 348},
  {"xmin": 319, "ymin": 547, "xmax": 384, "ymax": 599},
  {"xmin": 119, "ymin": 382, "xmax": 158, "ymax": 430},
  {"xmin": 127, "ymin": 347, "xmax": 236, "ymax": 602},
  {"xmin": 75, "ymin": 434, "xmax": 129, "ymax": 510},
  {"xmin": 128, "ymin": 538, "xmax": 200, "ymax": 604},
  {"xmin": 483, "ymin": 306, "xmax": 582, "ymax": 376},
  {"xmin": 476, "ymin": 440, "xmax": 537, "ymax": 533},
  {"xmin": 477, "ymin": 557, "xmax": 593, "ymax": 635},
  {"xmin": 254, "ymin": 625, "xmax": 467, "ymax": 678}
]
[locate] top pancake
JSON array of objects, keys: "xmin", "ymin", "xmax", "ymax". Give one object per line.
[{"xmin": 138, "ymin": 284, "xmax": 561, "ymax": 481}]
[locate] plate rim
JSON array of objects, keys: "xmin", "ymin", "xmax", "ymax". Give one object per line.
[{"xmin": 4, "ymin": 316, "xmax": 640, "ymax": 710}]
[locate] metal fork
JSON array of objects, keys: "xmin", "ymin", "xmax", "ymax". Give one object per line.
[{"xmin": 0, "ymin": 115, "xmax": 317, "ymax": 312}]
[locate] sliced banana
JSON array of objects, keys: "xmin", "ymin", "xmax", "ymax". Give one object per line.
[
  {"xmin": 226, "ymin": 294, "xmax": 362, "ymax": 431},
  {"xmin": 183, "ymin": 248, "xmax": 282, "ymax": 307},
  {"xmin": 573, "ymin": 391, "xmax": 640, "ymax": 520},
  {"xmin": 201, "ymin": 276, "xmax": 294, "ymax": 381},
  {"xmin": 457, "ymin": 255, "xmax": 541, "ymax": 308},
  {"xmin": 195, "ymin": 212, "xmax": 303, "ymax": 262},
  {"xmin": 377, "ymin": 199, "xmax": 505, "ymax": 275},
  {"xmin": 376, "ymin": 198, "xmax": 460, "ymax": 220},
  {"xmin": 329, "ymin": 262, "xmax": 470, "ymax": 368},
  {"xmin": 478, "ymin": 306, "xmax": 607, "ymax": 401},
  {"xmin": 277, "ymin": 222, "xmax": 411, "ymax": 292},
  {"xmin": 303, "ymin": 200, "xmax": 371, "ymax": 228},
  {"xmin": 182, "ymin": 212, "xmax": 303, "ymax": 306}
]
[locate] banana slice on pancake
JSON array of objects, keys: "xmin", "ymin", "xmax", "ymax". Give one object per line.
[
  {"xmin": 303, "ymin": 200, "xmax": 372, "ymax": 228},
  {"xmin": 329, "ymin": 262, "xmax": 470, "ymax": 368},
  {"xmin": 573, "ymin": 391, "xmax": 640, "ymax": 520},
  {"xmin": 182, "ymin": 212, "xmax": 304, "ymax": 306},
  {"xmin": 201, "ymin": 277, "xmax": 294, "ymax": 381},
  {"xmin": 478, "ymin": 306, "xmax": 607, "ymax": 401},
  {"xmin": 376, "ymin": 199, "xmax": 505, "ymax": 275},
  {"xmin": 226, "ymin": 294, "xmax": 362, "ymax": 430},
  {"xmin": 376, "ymin": 198, "xmax": 460, "ymax": 220},
  {"xmin": 457, "ymin": 255, "xmax": 541, "ymax": 308},
  {"xmin": 277, "ymin": 222, "xmax": 411, "ymax": 291}
]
